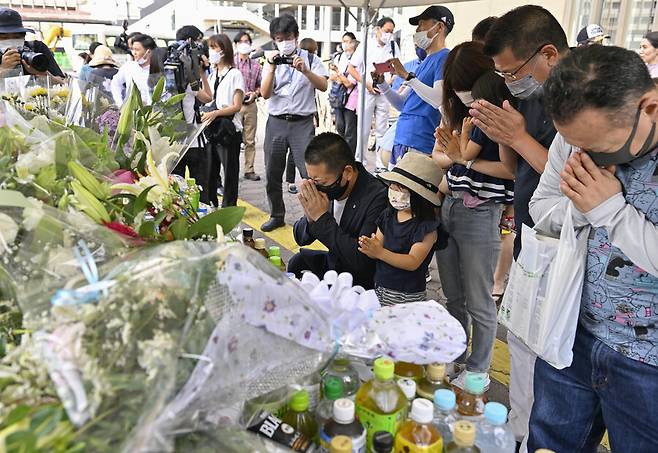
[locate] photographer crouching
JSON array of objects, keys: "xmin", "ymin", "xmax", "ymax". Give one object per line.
[
  {"xmin": 0, "ymin": 7, "xmax": 65, "ymax": 82},
  {"xmin": 260, "ymin": 14, "xmax": 328, "ymax": 232},
  {"xmin": 168, "ymin": 25, "xmax": 215, "ymax": 205}
]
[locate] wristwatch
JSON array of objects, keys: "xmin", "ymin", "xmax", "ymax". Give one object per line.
[
  {"xmin": 405, "ymin": 72, "xmax": 416, "ymax": 81},
  {"xmin": 466, "ymin": 160, "xmax": 475, "ymax": 170}
]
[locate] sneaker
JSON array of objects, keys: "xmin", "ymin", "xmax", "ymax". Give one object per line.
[
  {"xmin": 288, "ymin": 184, "xmax": 298, "ymax": 194},
  {"xmin": 451, "ymin": 369, "xmax": 490, "ymax": 392},
  {"xmin": 244, "ymin": 172, "xmax": 261, "ymax": 181},
  {"xmin": 374, "ymin": 167, "xmax": 387, "ymax": 174},
  {"xmin": 445, "ymin": 363, "xmax": 464, "ymax": 381}
]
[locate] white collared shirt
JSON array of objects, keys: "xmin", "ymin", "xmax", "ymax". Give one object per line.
[
  {"xmin": 349, "ymin": 39, "xmax": 400, "ymax": 85},
  {"xmin": 110, "ymin": 61, "xmax": 152, "ymax": 105},
  {"xmin": 263, "ymin": 48, "xmax": 328, "ymax": 116}
]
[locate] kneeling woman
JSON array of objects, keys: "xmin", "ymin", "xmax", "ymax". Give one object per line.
[{"xmin": 201, "ymin": 33, "xmax": 246, "ymax": 207}]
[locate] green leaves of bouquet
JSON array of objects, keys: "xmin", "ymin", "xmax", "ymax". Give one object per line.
[
  {"xmin": 67, "ymin": 156, "xmax": 244, "ymax": 242},
  {"xmin": 113, "ymin": 78, "xmax": 190, "ymax": 175}
]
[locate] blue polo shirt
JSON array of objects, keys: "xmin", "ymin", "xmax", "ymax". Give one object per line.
[{"xmin": 394, "ymin": 48, "xmax": 449, "ymax": 154}]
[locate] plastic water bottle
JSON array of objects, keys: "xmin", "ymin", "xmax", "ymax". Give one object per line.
[
  {"xmin": 433, "ymin": 389, "xmax": 458, "ymax": 447},
  {"xmin": 475, "ymin": 402, "xmax": 515, "ymax": 453}
]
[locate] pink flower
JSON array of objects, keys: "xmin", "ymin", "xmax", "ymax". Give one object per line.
[
  {"xmin": 103, "ymin": 221, "xmax": 144, "ymax": 245},
  {"xmin": 110, "ymin": 169, "xmax": 137, "ymax": 185}
]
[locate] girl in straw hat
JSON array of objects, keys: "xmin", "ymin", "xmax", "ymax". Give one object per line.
[{"xmin": 358, "ymin": 152, "xmax": 443, "ymax": 305}]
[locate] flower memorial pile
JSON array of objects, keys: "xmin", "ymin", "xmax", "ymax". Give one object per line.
[{"xmin": 0, "ymin": 74, "xmax": 467, "ymax": 453}]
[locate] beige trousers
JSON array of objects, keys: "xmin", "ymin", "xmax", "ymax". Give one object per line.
[{"xmin": 241, "ymin": 101, "xmax": 258, "ymax": 174}]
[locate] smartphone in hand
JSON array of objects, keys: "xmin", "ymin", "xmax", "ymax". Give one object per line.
[{"xmin": 373, "ymin": 61, "xmax": 394, "ymax": 74}]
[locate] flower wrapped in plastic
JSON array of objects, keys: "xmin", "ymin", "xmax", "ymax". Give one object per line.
[
  {"xmin": 0, "ymin": 192, "xmax": 466, "ymax": 452},
  {"xmin": 63, "ymin": 75, "xmax": 115, "ymax": 129},
  {"xmin": 0, "ymin": 75, "xmax": 68, "ymax": 120}
]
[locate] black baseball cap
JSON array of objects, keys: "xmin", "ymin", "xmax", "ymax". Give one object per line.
[
  {"xmin": 0, "ymin": 8, "xmax": 33, "ymax": 34},
  {"xmin": 409, "ymin": 6, "xmax": 455, "ymax": 33}
]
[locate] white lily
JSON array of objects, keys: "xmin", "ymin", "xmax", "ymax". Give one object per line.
[{"xmin": 111, "ymin": 149, "xmax": 179, "ymax": 205}]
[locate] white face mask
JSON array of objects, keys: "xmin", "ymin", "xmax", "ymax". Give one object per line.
[
  {"xmin": 379, "ymin": 32, "xmax": 393, "ymax": 45},
  {"xmin": 388, "ymin": 187, "xmax": 411, "ymax": 211},
  {"xmin": 208, "ymin": 49, "xmax": 222, "ymax": 64},
  {"xmin": 413, "ymin": 23, "xmax": 439, "ymax": 50},
  {"xmin": 136, "ymin": 50, "xmax": 150, "ymax": 66},
  {"xmin": 237, "ymin": 42, "xmax": 252, "ymax": 55},
  {"xmin": 276, "ymin": 39, "xmax": 297, "ymax": 56},
  {"xmin": 455, "ymin": 90, "xmax": 475, "ymax": 107},
  {"xmin": 0, "ymin": 38, "xmax": 24, "ymax": 52}
]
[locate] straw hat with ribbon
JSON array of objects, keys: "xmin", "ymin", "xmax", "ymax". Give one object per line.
[
  {"xmin": 89, "ymin": 45, "xmax": 118, "ymax": 68},
  {"xmin": 378, "ymin": 152, "xmax": 444, "ymax": 206}
]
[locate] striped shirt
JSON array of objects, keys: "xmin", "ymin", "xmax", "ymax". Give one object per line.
[
  {"xmin": 447, "ymin": 126, "xmax": 514, "ymax": 204},
  {"xmin": 375, "ymin": 286, "xmax": 427, "ymax": 306}
]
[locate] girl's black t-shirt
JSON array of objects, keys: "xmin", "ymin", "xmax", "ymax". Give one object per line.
[{"xmin": 375, "ymin": 209, "xmax": 438, "ymax": 294}]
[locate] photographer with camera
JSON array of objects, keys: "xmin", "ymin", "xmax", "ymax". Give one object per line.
[
  {"xmin": 0, "ymin": 8, "xmax": 65, "ymax": 82},
  {"xmin": 260, "ymin": 14, "xmax": 328, "ymax": 232},
  {"xmin": 111, "ymin": 33, "xmax": 157, "ymax": 105},
  {"xmin": 169, "ymin": 25, "xmax": 216, "ymax": 205},
  {"xmin": 200, "ymin": 34, "xmax": 244, "ymax": 208}
]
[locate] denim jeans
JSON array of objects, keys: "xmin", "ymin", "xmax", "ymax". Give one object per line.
[
  {"xmin": 528, "ymin": 325, "xmax": 658, "ymax": 452},
  {"xmin": 435, "ymin": 195, "xmax": 502, "ymax": 373}
]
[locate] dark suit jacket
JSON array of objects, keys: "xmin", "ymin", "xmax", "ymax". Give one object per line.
[{"xmin": 293, "ymin": 163, "xmax": 388, "ymax": 289}]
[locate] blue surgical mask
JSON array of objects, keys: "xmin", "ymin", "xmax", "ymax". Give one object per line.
[
  {"xmin": 506, "ymin": 75, "xmax": 543, "ymax": 100},
  {"xmin": 415, "ymin": 46, "xmax": 427, "ymax": 61}
]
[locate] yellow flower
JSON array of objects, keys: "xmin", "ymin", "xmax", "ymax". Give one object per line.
[{"xmin": 28, "ymin": 87, "xmax": 48, "ymax": 97}]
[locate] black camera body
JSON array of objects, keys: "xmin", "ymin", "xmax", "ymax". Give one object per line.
[
  {"xmin": 163, "ymin": 39, "xmax": 205, "ymax": 94},
  {"xmin": 19, "ymin": 46, "xmax": 48, "ymax": 73},
  {"xmin": 272, "ymin": 54, "xmax": 295, "ymax": 65},
  {"xmin": 0, "ymin": 44, "xmax": 48, "ymax": 73}
]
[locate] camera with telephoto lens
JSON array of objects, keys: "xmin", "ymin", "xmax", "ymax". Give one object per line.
[
  {"xmin": 163, "ymin": 39, "xmax": 205, "ymax": 94},
  {"xmin": 272, "ymin": 54, "xmax": 295, "ymax": 65},
  {"xmin": 19, "ymin": 46, "xmax": 48, "ymax": 72},
  {"xmin": 0, "ymin": 45, "xmax": 48, "ymax": 73}
]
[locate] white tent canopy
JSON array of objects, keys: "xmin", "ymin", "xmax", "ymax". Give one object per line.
[
  {"xmin": 238, "ymin": 0, "xmax": 474, "ymax": 7},
  {"xmin": 239, "ymin": 0, "xmax": 478, "ymax": 157}
]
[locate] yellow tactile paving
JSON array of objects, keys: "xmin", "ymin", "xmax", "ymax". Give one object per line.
[{"xmin": 237, "ymin": 198, "xmax": 327, "ymax": 254}]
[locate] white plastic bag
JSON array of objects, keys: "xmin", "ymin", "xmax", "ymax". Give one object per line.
[{"xmin": 499, "ymin": 202, "xmax": 589, "ymax": 369}]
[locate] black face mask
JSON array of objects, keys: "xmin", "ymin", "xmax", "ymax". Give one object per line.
[
  {"xmin": 316, "ymin": 169, "xmax": 348, "ymax": 200},
  {"xmin": 587, "ymin": 107, "xmax": 657, "ymax": 166}
]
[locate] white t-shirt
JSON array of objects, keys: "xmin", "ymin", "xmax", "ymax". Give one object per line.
[
  {"xmin": 207, "ymin": 66, "xmax": 245, "ymax": 131},
  {"xmin": 349, "ymin": 40, "xmax": 400, "ymax": 85},
  {"xmin": 110, "ymin": 61, "xmax": 152, "ymax": 105},
  {"xmin": 333, "ymin": 198, "xmax": 348, "ymax": 225}
]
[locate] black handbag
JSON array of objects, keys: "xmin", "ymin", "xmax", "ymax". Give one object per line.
[{"xmin": 203, "ymin": 68, "xmax": 242, "ymax": 148}]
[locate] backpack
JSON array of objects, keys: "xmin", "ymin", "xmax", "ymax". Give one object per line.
[{"xmin": 328, "ymin": 54, "xmax": 356, "ymax": 109}]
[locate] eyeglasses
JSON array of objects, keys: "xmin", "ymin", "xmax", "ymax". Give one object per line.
[{"xmin": 494, "ymin": 43, "xmax": 550, "ymax": 80}]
